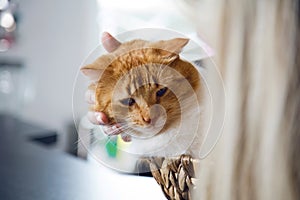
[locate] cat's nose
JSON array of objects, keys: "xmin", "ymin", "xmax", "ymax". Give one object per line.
[{"xmin": 142, "ymin": 116, "xmax": 151, "ymax": 124}]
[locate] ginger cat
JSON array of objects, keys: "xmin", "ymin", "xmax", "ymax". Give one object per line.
[{"xmin": 81, "ymin": 38, "xmax": 207, "ymax": 158}]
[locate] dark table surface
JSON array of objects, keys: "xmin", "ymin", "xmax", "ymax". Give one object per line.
[
  {"xmin": 0, "ymin": 114, "xmax": 105, "ymax": 200},
  {"xmin": 0, "ymin": 114, "xmax": 164, "ymax": 200},
  {"xmin": 0, "ymin": 114, "xmax": 58, "ymax": 145}
]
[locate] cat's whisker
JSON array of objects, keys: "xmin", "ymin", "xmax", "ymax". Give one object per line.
[
  {"xmin": 103, "ymin": 122, "xmax": 134, "ymax": 135},
  {"xmin": 118, "ymin": 126, "xmax": 133, "ymax": 133},
  {"xmin": 122, "ymin": 130, "xmax": 136, "ymax": 138},
  {"xmin": 118, "ymin": 125, "xmax": 131, "ymax": 130},
  {"xmin": 118, "ymin": 126, "xmax": 135, "ymax": 135},
  {"xmin": 104, "ymin": 128, "xmax": 122, "ymax": 136}
]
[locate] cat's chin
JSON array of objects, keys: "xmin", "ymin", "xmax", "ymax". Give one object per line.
[{"xmin": 125, "ymin": 116, "xmax": 167, "ymax": 139}]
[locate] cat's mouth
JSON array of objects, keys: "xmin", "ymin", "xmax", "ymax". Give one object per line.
[{"xmin": 126, "ymin": 116, "xmax": 167, "ymax": 139}]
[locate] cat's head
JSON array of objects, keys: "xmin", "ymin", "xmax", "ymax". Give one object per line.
[{"xmin": 81, "ymin": 37, "xmax": 200, "ymax": 138}]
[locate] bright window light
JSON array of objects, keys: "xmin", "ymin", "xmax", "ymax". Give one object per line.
[
  {"xmin": 0, "ymin": 12, "xmax": 15, "ymax": 29},
  {"xmin": 97, "ymin": 0, "xmax": 196, "ymax": 35},
  {"xmin": 0, "ymin": 0, "xmax": 9, "ymax": 10}
]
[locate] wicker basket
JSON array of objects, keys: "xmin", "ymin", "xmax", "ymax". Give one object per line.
[{"xmin": 138, "ymin": 155, "xmax": 199, "ymax": 200}]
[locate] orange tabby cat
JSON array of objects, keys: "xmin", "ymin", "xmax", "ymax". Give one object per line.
[{"xmin": 81, "ymin": 38, "xmax": 206, "ymax": 157}]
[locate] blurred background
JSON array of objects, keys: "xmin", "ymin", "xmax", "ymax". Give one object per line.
[
  {"xmin": 0, "ymin": 1, "xmax": 199, "ymax": 199},
  {"xmin": 0, "ymin": 0, "xmax": 98, "ymax": 152}
]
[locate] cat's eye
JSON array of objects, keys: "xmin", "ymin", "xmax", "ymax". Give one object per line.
[
  {"xmin": 120, "ymin": 98, "xmax": 136, "ymax": 106},
  {"xmin": 156, "ymin": 87, "xmax": 168, "ymax": 97}
]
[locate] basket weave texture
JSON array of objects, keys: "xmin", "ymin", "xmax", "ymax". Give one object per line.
[{"xmin": 138, "ymin": 155, "xmax": 199, "ymax": 200}]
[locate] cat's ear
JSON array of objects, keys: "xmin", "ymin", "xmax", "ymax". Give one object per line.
[
  {"xmin": 81, "ymin": 55, "xmax": 113, "ymax": 80},
  {"xmin": 81, "ymin": 64, "xmax": 103, "ymax": 80},
  {"xmin": 102, "ymin": 32, "xmax": 121, "ymax": 52},
  {"xmin": 159, "ymin": 38, "xmax": 189, "ymax": 54},
  {"xmin": 151, "ymin": 38, "xmax": 189, "ymax": 62}
]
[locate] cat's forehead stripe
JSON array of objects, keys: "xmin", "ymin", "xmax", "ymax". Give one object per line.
[{"xmin": 126, "ymin": 66, "xmax": 160, "ymax": 95}]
